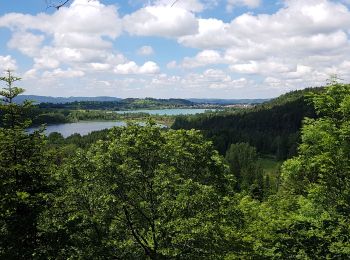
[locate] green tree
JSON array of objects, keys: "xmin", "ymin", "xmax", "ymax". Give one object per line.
[
  {"xmin": 277, "ymin": 83, "xmax": 350, "ymax": 258},
  {"xmin": 225, "ymin": 142, "xmax": 265, "ymax": 200},
  {"xmin": 0, "ymin": 70, "xmax": 52, "ymax": 259},
  {"xmin": 233, "ymin": 84, "xmax": 350, "ymax": 259},
  {"xmin": 41, "ymin": 123, "xmax": 245, "ymax": 259}
]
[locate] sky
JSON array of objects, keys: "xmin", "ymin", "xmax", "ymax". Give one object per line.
[{"xmin": 0, "ymin": 0, "xmax": 350, "ymax": 98}]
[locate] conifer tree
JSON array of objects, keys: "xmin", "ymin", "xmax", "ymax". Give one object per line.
[{"xmin": 0, "ymin": 70, "xmax": 51, "ymax": 259}]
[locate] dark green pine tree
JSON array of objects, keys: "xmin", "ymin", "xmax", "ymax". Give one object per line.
[{"xmin": 0, "ymin": 70, "xmax": 52, "ymax": 259}]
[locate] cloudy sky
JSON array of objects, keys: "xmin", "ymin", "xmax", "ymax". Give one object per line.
[{"xmin": 0, "ymin": 0, "xmax": 349, "ymax": 98}]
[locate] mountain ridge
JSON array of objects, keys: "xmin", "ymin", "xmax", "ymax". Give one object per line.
[
  {"xmin": 15, "ymin": 95, "xmax": 270, "ymax": 105},
  {"xmin": 14, "ymin": 95, "xmax": 122, "ymax": 104}
]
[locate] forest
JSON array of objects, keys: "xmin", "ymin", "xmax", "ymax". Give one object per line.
[
  {"xmin": 172, "ymin": 87, "xmax": 322, "ymax": 159},
  {"xmin": 37, "ymin": 98, "xmax": 195, "ymax": 110},
  {"xmin": 18, "ymin": 97, "xmax": 220, "ymax": 127},
  {"xmin": 1, "ymin": 72, "xmax": 350, "ymax": 259}
]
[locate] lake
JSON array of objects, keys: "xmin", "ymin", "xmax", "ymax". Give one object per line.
[
  {"xmin": 29, "ymin": 108, "xmax": 211, "ymax": 137},
  {"xmin": 115, "ymin": 108, "xmax": 212, "ymax": 115},
  {"xmin": 29, "ymin": 121, "xmax": 127, "ymax": 138}
]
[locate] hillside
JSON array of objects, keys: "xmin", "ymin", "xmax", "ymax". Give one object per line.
[
  {"xmin": 14, "ymin": 95, "xmax": 121, "ymax": 104},
  {"xmin": 15, "ymin": 95, "xmax": 270, "ymax": 106},
  {"xmin": 37, "ymin": 97, "xmax": 195, "ymax": 110},
  {"xmin": 188, "ymin": 98, "xmax": 269, "ymax": 105},
  {"xmin": 172, "ymin": 87, "xmax": 324, "ymax": 158}
]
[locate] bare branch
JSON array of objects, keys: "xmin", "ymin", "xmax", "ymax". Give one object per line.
[
  {"xmin": 171, "ymin": 0, "xmax": 181, "ymax": 7},
  {"xmin": 45, "ymin": 0, "xmax": 72, "ymax": 10},
  {"xmin": 55, "ymin": 0, "xmax": 71, "ymax": 9}
]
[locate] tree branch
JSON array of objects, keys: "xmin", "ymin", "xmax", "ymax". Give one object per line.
[
  {"xmin": 171, "ymin": 0, "xmax": 181, "ymax": 7},
  {"xmin": 123, "ymin": 205, "xmax": 153, "ymax": 257},
  {"xmin": 45, "ymin": 0, "xmax": 71, "ymax": 10}
]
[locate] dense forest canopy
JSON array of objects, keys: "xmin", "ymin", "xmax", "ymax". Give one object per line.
[
  {"xmin": 1, "ymin": 71, "xmax": 350, "ymax": 258},
  {"xmin": 172, "ymin": 88, "xmax": 322, "ymax": 159},
  {"xmin": 37, "ymin": 98, "xmax": 195, "ymax": 110}
]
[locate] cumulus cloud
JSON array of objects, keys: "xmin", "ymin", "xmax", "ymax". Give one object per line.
[
  {"xmin": 178, "ymin": 0, "xmax": 350, "ymax": 91},
  {"xmin": 230, "ymin": 60, "xmax": 294, "ymax": 75},
  {"xmin": 155, "ymin": 69, "xmax": 243, "ymax": 89},
  {"xmin": 178, "ymin": 18, "xmax": 234, "ymax": 49},
  {"xmin": 167, "ymin": 60, "xmax": 178, "ymax": 69},
  {"xmin": 0, "ymin": 0, "xmax": 121, "ymax": 38},
  {"xmin": 181, "ymin": 0, "xmax": 350, "ymax": 49},
  {"xmin": 114, "ymin": 61, "xmax": 160, "ymax": 74},
  {"xmin": 0, "ymin": 0, "xmax": 122, "ymax": 72},
  {"xmin": 123, "ymin": 5, "xmax": 198, "ymax": 38},
  {"xmin": 7, "ymin": 32, "xmax": 45, "ymax": 57},
  {"xmin": 42, "ymin": 68, "xmax": 85, "ymax": 78},
  {"xmin": 1, "ymin": 0, "xmax": 350, "ymax": 97},
  {"xmin": 0, "ymin": 55, "xmax": 17, "ymax": 71},
  {"xmin": 181, "ymin": 50, "xmax": 223, "ymax": 68},
  {"xmin": 137, "ymin": 45, "xmax": 154, "ymax": 56},
  {"xmin": 181, "ymin": 69, "xmax": 248, "ymax": 90}
]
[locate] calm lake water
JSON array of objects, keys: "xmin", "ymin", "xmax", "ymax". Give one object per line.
[
  {"xmin": 115, "ymin": 108, "xmax": 212, "ymax": 115},
  {"xmin": 29, "ymin": 109, "xmax": 211, "ymax": 137},
  {"xmin": 29, "ymin": 121, "xmax": 127, "ymax": 138}
]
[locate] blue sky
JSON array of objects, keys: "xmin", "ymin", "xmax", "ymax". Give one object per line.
[{"xmin": 0, "ymin": 0, "xmax": 350, "ymax": 98}]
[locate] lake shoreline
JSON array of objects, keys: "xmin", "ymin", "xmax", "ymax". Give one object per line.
[{"xmin": 29, "ymin": 108, "xmax": 212, "ymax": 137}]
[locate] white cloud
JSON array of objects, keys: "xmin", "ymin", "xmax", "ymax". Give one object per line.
[
  {"xmin": 181, "ymin": 69, "xmax": 241, "ymax": 89},
  {"xmin": 0, "ymin": 0, "xmax": 122, "ymax": 72},
  {"xmin": 178, "ymin": 18, "xmax": 234, "ymax": 49},
  {"xmin": 139, "ymin": 61, "xmax": 160, "ymax": 74},
  {"xmin": 0, "ymin": 0, "xmax": 121, "ymax": 38},
  {"xmin": 181, "ymin": 0, "xmax": 350, "ymax": 50},
  {"xmin": 182, "ymin": 50, "xmax": 223, "ymax": 68},
  {"xmin": 154, "ymin": 68, "xmax": 245, "ymax": 90},
  {"xmin": 23, "ymin": 69, "xmax": 37, "ymax": 80},
  {"xmin": 0, "ymin": 55, "xmax": 17, "ymax": 71},
  {"xmin": 54, "ymin": 0, "xmax": 120, "ymax": 38},
  {"xmin": 53, "ymin": 33, "xmax": 113, "ymax": 50},
  {"xmin": 42, "ymin": 68, "xmax": 85, "ymax": 78},
  {"xmin": 7, "ymin": 32, "xmax": 44, "ymax": 57},
  {"xmin": 178, "ymin": 0, "xmax": 350, "ymax": 92},
  {"xmin": 230, "ymin": 60, "xmax": 293, "ymax": 75},
  {"xmin": 167, "ymin": 60, "xmax": 177, "ymax": 69},
  {"xmin": 1, "ymin": 0, "xmax": 350, "ymax": 98},
  {"xmin": 123, "ymin": 5, "xmax": 198, "ymax": 38},
  {"xmin": 137, "ymin": 45, "xmax": 154, "ymax": 56},
  {"xmin": 114, "ymin": 62, "xmax": 139, "ymax": 74},
  {"xmin": 114, "ymin": 61, "xmax": 160, "ymax": 74},
  {"xmin": 85, "ymin": 63, "xmax": 112, "ymax": 71}
]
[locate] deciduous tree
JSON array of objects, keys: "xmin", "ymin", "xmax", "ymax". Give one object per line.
[{"xmin": 42, "ymin": 123, "xmax": 245, "ymax": 259}]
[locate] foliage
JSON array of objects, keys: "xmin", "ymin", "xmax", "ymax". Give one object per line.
[
  {"xmin": 2, "ymin": 77, "xmax": 350, "ymax": 259},
  {"xmin": 277, "ymin": 83, "xmax": 350, "ymax": 258},
  {"xmin": 0, "ymin": 71, "xmax": 52, "ymax": 259},
  {"xmin": 38, "ymin": 97, "xmax": 195, "ymax": 110},
  {"xmin": 225, "ymin": 143, "xmax": 266, "ymax": 200},
  {"xmin": 172, "ymin": 87, "xmax": 320, "ymax": 159},
  {"xmin": 281, "ymin": 84, "xmax": 350, "ymax": 207},
  {"xmin": 39, "ymin": 123, "xmax": 246, "ymax": 259}
]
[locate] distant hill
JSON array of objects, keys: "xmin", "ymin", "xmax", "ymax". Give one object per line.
[
  {"xmin": 14, "ymin": 95, "xmax": 269, "ymax": 106},
  {"xmin": 122, "ymin": 97, "xmax": 194, "ymax": 107},
  {"xmin": 14, "ymin": 95, "xmax": 121, "ymax": 104},
  {"xmin": 37, "ymin": 97, "xmax": 195, "ymax": 110},
  {"xmin": 188, "ymin": 98, "xmax": 269, "ymax": 105}
]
